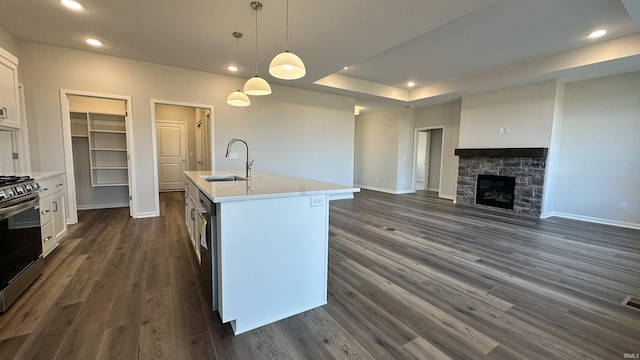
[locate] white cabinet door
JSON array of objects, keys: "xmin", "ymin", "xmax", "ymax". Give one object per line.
[
  {"xmin": 0, "ymin": 48, "xmax": 20, "ymax": 130},
  {"xmin": 52, "ymin": 191, "xmax": 67, "ymax": 240}
]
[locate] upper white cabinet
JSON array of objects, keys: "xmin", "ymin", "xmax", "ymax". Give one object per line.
[{"xmin": 0, "ymin": 47, "xmax": 20, "ymax": 130}]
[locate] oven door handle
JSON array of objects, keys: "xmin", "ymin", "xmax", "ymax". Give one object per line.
[{"xmin": 0, "ymin": 196, "xmax": 40, "ymax": 221}]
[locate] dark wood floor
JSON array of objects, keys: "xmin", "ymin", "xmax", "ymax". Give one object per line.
[{"xmin": 1, "ymin": 190, "xmax": 639, "ymax": 359}]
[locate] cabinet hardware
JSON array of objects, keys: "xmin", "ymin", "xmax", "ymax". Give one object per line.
[
  {"xmin": 41, "ymin": 209, "xmax": 50, "ymax": 215},
  {"xmin": 0, "ymin": 106, "xmax": 6, "ymax": 119},
  {"xmin": 53, "ymin": 201, "xmax": 58, "ymax": 212},
  {"xmin": 41, "ymin": 188, "xmax": 49, "ymax": 192},
  {"xmin": 44, "ymin": 236, "xmax": 53, "ymax": 242}
]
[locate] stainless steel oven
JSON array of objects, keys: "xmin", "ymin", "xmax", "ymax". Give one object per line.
[{"xmin": 0, "ymin": 175, "xmax": 43, "ymax": 312}]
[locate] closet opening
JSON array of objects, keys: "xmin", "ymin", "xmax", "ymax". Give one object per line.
[{"xmin": 61, "ymin": 91, "xmax": 135, "ymax": 223}]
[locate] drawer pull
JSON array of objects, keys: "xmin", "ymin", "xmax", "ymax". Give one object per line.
[
  {"xmin": 41, "ymin": 209, "xmax": 50, "ymax": 215},
  {"xmin": 44, "ymin": 236, "xmax": 53, "ymax": 242},
  {"xmin": 41, "ymin": 188, "xmax": 49, "ymax": 192},
  {"xmin": 53, "ymin": 201, "xmax": 58, "ymax": 212}
]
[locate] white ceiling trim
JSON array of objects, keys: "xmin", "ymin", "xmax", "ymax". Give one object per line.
[{"xmin": 314, "ymin": 34, "xmax": 640, "ymax": 106}]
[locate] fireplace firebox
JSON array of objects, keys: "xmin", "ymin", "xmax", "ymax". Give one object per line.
[{"xmin": 476, "ymin": 175, "xmax": 516, "ymax": 210}]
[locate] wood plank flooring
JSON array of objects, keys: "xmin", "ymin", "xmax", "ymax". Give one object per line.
[{"xmin": 0, "ymin": 190, "xmax": 639, "ymax": 359}]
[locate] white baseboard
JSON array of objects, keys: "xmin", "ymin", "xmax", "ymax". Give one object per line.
[
  {"xmin": 77, "ymin": 202, "xmax": 129, "ymax": 210},
  {"xmin": 546, "ymin": 211, "xmax": 640, "ymax": 230},
  {"xmin": 135, "ymin": 211, "xmax": 159, "ymax": 219},
  {"xmin": 440, "ymin": 194, "xmax": 456, "ymax": 202},
  {"xmin": 355, "ymin": 184, "xmax": 414, "ymax": 195}
]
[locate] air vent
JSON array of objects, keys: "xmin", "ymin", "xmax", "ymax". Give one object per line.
[{"xmin": 622, "ymin": 295, "xmax": 640, "ymax": 310}]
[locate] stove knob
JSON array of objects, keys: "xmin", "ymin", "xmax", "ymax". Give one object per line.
[
  {"xmin": 0, "ymin": 190, "xmax": 6, "ymax": 200},
  {"xmin": 15, "ymin": 186, "xmax": 25, "ymax": 195},
  {"xmin": 6, "ymin": 189, "xmax": 14, "ymax": 197}
]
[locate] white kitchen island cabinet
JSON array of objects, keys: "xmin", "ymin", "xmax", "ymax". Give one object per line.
[{"xmin": 184, "ymin": 170, "xmax": 358, "ymax": 335}]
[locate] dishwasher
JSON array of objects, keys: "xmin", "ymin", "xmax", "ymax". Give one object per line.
[{"xmin": 198, "ymin": 191, "xmax": 217, "ymax": 313}]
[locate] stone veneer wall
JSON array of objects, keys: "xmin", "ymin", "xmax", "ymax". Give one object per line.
[{"xmin": 456, "ymin": 155, "xmax": 547, "ymax": 216}]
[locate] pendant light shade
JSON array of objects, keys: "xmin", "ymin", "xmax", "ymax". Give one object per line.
[
  {"xmin": 269, "ymin": 51, "xmax": 306, "ymax": 80},
  {"xmin": 244, "ymin": 2, "xmax": 272, "ymax": 96},
  {"xmin": 244, "ymin": 75, "xmax": 271, "ymax": 95},
  {"xmin": 269, "ymin": 0, "xmax": 306, "ymax": 80},
  {"xmin": 227, "ymin": 32, "xmax": 251, "ymax": 107},
  {"xmin": 227, "ymin": 90, "xmax": 251, "ymax": 107}
]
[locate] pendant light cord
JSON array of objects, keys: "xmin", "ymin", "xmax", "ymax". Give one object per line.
[
  {"xmin": 233, "ymin": 32, "xmax": 243, "ymax": 89},
  {"xmin": 285, "ymin": 0, "xmax": 289, "ymax": 50},
  {"xmin": 255, "ymin": 6, "xmax": 259, "ymax": 74}
]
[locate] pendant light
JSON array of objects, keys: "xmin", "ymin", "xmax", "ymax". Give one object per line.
[
  {"xmin": 244, "ymin": 2, "xmax": 272, "ymax": 96},
  {"xmin": 227, "ymin": 32, "xmax": 251, "ymax": 107},
  {"xmin": 269, "ymin": 0, "xmax": 306, "ymax": 80}
]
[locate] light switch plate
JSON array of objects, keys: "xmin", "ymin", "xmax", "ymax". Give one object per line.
[{"xmin": 311, "ymin": 196, "xmax": 325, "ymax": 207}]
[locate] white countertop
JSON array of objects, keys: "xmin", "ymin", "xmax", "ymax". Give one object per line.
[
  {"xmin": 185, "ymin": 170, "xmax": 359, "ymax": 203},
  {"xmin": 17, "ymin": 171, "xmax": 65, "ymax": 180}
]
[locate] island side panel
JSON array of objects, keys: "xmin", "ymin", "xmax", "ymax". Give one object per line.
[{"xmin": 217, "ymin": 194, "xmax": 329, "ymax": 334}]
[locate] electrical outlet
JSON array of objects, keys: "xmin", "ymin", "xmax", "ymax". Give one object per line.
[
  {"xmin": 227, "ymin": 152, "xmax": 238, "ymax": 159},
  {"xmin": 376, "ymin": 177, "xmax": 380, "ymax": 182},
  {"xmin": 620, "ymin": 202, "xmax": 628, "ymax": 210},
  {"xmin": 497, "ymin": 127, "xmax": 504, "ymax": 134}
]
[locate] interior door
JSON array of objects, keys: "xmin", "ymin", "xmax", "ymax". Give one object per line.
[{"xmin": 156, "ymin": 121, "xmax": 187, "ymax": 191}]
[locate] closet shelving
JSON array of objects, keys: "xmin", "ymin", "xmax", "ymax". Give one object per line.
[{"xmin": 70, "ymin": 112, "xmax": 129, "ymax": 187}]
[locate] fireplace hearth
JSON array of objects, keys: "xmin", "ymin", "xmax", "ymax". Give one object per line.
[{"xmin": 455, "ymin": 147, "xmax": 548, "ymax": 216}]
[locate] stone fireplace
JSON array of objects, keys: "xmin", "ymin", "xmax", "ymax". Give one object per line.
[{"xmin": 455, "ymin": 148, "xmax": 548, "ymax": 216}]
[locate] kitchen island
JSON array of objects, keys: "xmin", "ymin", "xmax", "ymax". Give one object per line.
[{"xmin": 183, "ymin": 170, "xmax": 359, "ymax": 335}]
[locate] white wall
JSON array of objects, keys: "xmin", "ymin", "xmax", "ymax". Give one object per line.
[
  {"xmin": 415, "ymin": 101, "xmax": 460, "ymax": 200},
  {"xmin": 396, "ymin": 111, "xmax": 415, "ymax": 193},
  {"xmin": 0, "ymin": 25, "xmax": 18, "ymax": 57},
  {"xmin": 18, "ymin": 41, "xmax": 355, "ymax": 218},
  {"xmin": 459, "ymin": 80, "xmax": 559, "ymax": 148},
  {"xmin": 354, "ymin": 107, "xmax": 414, "ymax": 193},
  {"xmin": 553, "ymin": 72, "xmax": 640, "ymax": 228}
]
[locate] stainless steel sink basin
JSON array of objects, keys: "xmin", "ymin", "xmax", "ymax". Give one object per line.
[{"xmin": 200, "ymin": 175, "xmax": 247, "ymax": 182}]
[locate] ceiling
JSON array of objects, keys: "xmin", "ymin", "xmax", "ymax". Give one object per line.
[{"xmin": 1, "ymin": 0, "xmax": 639, "ymax": 113}]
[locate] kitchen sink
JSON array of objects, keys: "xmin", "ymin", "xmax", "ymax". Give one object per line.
[{"xmin": 200, "ymin": 175, "xmax": 247, "ymax": 182}]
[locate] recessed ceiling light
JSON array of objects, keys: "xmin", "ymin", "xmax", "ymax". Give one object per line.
[
  {"xmin": 86, "ymin": 38, "xmax": 103, "ymax": 47},
  {"xmin": 407, "ymin": 81, "xmax": 415, "ymax": 87},
  {"xmin": 588, "ymin": 29, "xmax": 606, "ymax": 39},
  {"xmin": 61, "ymin": 0, "xmax": 83, "ymax": 10},
  {"xmin": 227, "ymin": 65, "xmax": 238, "ymax": 72}
]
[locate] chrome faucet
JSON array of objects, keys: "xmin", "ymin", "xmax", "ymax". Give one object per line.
[{"xmin": 225, "ymin": 138, "xmax": 253, "ymax": 180}]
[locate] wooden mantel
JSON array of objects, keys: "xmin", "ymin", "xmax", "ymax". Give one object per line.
[{"xmin": 454, "ymin": 147, "xmax": 548, "ymax": 157}]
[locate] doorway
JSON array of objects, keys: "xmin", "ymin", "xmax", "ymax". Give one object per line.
[
  {"xmin": 60, "ymin": 90, "xmax": 135, "ymax": 224},
  {"xmin": 413, "ymin": 127, "xmax": 444, "ymax": 194},
  {"xmin": 151, "ymin": 100, "xmax": 214, "ymax": 214}
]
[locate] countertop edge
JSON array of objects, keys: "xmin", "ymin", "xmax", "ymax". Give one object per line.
[
  {"xmin": 185, "ymin": 171, "xmax": 359, "ymax": 203},
  {"xmin": 17, "ymin": 171, "xmax": 66, "ymax": 180}
]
